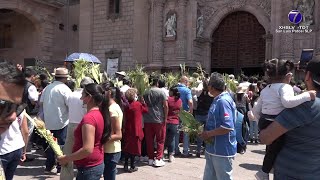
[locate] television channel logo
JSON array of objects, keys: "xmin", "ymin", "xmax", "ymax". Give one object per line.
[{"xmin": 288, "ymin": 10, "xmax": 303, "ymax": 24}]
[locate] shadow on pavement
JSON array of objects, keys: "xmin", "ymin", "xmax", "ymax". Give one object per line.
[
  {"xmin": 251, "ymin": 149, "xmax": 265, "ymax": 155},
  {"xmin": 239, "ymin": 163, "xmax": 262, "ymax": 171}
]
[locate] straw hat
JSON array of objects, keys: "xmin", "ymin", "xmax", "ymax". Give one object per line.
[
  {"xmin": 236, "ymin": 86, "xmax": 247, "ymax": 94},
  {"xmin": 52, "ymin": 68, "xmax": 69, "ymax": 78},
  {"xmin": 115, "ymin": 71, "xmax": 126, "ymax": 77}
]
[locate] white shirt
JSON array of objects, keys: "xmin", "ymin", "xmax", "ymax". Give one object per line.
[
  {"xmin": 120, "ymin": 85, "xmax": 130, "ymax": 94},
  {"xmin": 68, "ymin": 88, "xmax": 86, "ymax": 124},
  {"xmin": 28, "ymin": 84, "xmax": 39, "ymax": 102},
  {"xmin": 0, "ymin": 110, "xmax": 25, "ymax": 155},
  {"xmin": 160, "ymin": 87, "xmax": 169, "ymax": 98},
  {"xmin": 40, "ymin": 81, "xmax": 72, "ymax": 130},
  {"xmin": 238, "ymin": 81, "xmax": 251, "ymax": 90},
  {"xmin": 253, "ymin": 83, "xmax": 311, "ymax": 121}
]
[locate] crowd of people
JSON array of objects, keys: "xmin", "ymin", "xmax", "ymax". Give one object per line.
[{"xmin": 0, "ymin": 55, "xmax": 319, "ymax": 180}]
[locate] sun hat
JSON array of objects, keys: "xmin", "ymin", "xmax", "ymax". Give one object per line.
[
  {"xmin": 52, "ymin": 67, "xmax": 69, "ymax": 78},
  {"xmin": 115, "ymin": 71, "xmax": 126, "ymax": 76},
  {"xmin": 236, "ymin": 86, "xmax": 247, "ymax": 94}
]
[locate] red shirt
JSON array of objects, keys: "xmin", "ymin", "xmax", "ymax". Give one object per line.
[
  {"xmin": 167, "ymin": 96, "xmax": 182, "ymax": 125},
  {"xmin": 73, "ymin": 110, "xmax": 104, "ymax": 167}
]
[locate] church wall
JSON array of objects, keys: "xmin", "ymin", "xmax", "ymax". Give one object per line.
[
  {"xmin": 51, "ymin": 4, "xmax": 80, "ymax": 63},
  {"xmin": 91, "ymin": 0, "xmax": 134, "ymax": 71}
]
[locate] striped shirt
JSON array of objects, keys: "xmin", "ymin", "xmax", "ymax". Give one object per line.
[{"xmin": 274, "ymin": 93, "xmax": 320, "ymax": 179}]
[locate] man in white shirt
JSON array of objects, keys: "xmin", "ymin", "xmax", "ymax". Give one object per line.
[
  {"xmin": 40, "ymin": 67, "xmax": 72, "ymax": 174},
  {"xmin": 0, "ymin": 110, "xmax": 29, "ymax": 180},
  {"xmin": 238, "ymin": 75, "xmax": 251, "ymax": 90},
  {"xmin": 22, "ymin": 68, "xmax": 39, "ymax": 162},
  {"xmin": 22, "ymin": 68, "xmax": 39, "ymax": 116},
  {"xmin": 0, "ymin": 61, "xmax": 26, "ymax": 135},
  {"xmin": 0, "ymin": 61, "xmax": 26, "ymax": 180},
  {"xmin": 60, "ymin": 77, "xmax": 93, "ymax": 180}
]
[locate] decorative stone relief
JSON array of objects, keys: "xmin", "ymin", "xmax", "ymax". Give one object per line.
[
  {"xmin": 176, "ymin": 40, "xmax": 186, "ymax": 57},
  {"xmin": 196, "ymin": 6, "xmax": 204, "ymax": 37},
  {"xmin": 164, "ymin": 12, "xmax": 177, "ymax": 37},
  {"xmin": 227, "ymin": 0, "xmax": 247, "ymax": 10},
  {"xmin": 294, "ymin": 0, "xmax": 315, "ymax": 26}
]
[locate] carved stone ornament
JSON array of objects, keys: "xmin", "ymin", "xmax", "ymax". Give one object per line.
[
  {"xmin": 294, "ymin": 0, "xmax": 315, "ymax": 26},
  {"xmin": 227, "ymin": 0, "xmax": 247, "ymax": 10},
  {"xmin": 280, "ymin": 33, "xmax": 294, "ymax": 58}
]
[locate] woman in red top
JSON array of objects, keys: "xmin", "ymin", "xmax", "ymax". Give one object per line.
[
  {"xmin": 58, "ymin": 83, "xmax": 112, "ymax": 180},
  {"xmin": 122, "ymin": 88, "xmax": 148, "ymax": 172},
  {"xmin": 165, "ymin": 86, "xmax": 182, "ymax": 163}
]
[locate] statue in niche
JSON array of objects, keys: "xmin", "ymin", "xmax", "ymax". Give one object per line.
[
  {"xmin": 164, "ymin": 13, "xmax": 177, "ymax": 37},
  {"xmin": 294, "ymin": 0, "xmax": 315, "ymax": 26},
  {"xmin": 197, "ymin": 15, "xmax": 204, "ymax": 37}
]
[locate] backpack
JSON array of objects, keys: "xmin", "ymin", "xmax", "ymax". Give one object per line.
[{"xmin": 234, "ymin": 110, "xmax": 249, "ymax": 154}]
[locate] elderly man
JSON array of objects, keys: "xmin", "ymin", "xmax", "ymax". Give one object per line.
[
  {"xmin": 260, "ymin": 56, "xmax": 320, "ymax": 180},
  {"xmin": 199, "ymin": 72, "xmax": 237, "ymax": 180},
  {"xmin": 40, "ymin": 67, "xmax": 72, "ymax": 175},
  {"xmin": 177, "ymin": 76, "xmax": 193, "ymax": 157},
  {"xmin": 0, "ymin": 61, "xmax": 26, "ymax": 134}
]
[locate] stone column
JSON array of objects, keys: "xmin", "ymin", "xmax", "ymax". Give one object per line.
[
  {"xmin": 271, "ymin": 0, "xmax": 282, "ymax": 58},
  {"xmin": 150, "ymin": 0, "xmax": 165, "ymax": 66},
  {"xmin": 263, "ymin": 31, "xmax": 273, "ymax": 60},
  {"xmin": 280, "ymin": 0, "xmax": 294, "ymax": 60},
  {"xmin": 176, "ymin": 0, "xmax": 187, "ymax": 62}
]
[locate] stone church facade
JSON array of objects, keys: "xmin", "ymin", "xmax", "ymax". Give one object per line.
[{"xmin": 1, "ymin": 0, "xmax": 320, "ymax": 75}]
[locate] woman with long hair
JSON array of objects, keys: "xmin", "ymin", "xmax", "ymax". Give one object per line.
[
  {"xmin": 102, "ymin": 81, "xmax": 123, "ymax": 180},
  {"xmin": 57, "ymin": 83, "xmax": 111, "ymax": 180}
]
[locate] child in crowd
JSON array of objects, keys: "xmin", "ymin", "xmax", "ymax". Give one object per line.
[
  {"xmin": 253, "ymin": 59, "xmax": 316, "ymax": 180},
  {"xmin": 165, "ymin": 86, "xmax": 182, "ymax": 162},
  {"xmin": 123, "ymin": 88, "xmax": 148, "ymax": 172},
  {"xmin": 247, "ymin": 84, "xmax": 259, "ymax": 143}
]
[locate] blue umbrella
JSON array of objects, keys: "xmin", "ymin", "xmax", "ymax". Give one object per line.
[{"xmin": 65, "ymin": 53, "xmax": 101, "ymax": 64}]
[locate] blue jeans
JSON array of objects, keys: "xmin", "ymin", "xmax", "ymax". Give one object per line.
[
  {"xmin": 203, "ymin": 152, "xmax": 234, "ymax": 180},
  {"xmin": 103, "ymin": 152, "xmax": 121, "ymax": 180},
  {"xmin": 195, "ymin": 114, "xmax": 208, "ymax": 153},
  {"xmin": 166, "ymin": 124, "xmax": 179, "ymax": 155},
  {"xmin": 183, "ymin": 132, "xmax": 190, "ymax": 155},
  {"xmin": 175, "ymin": 123, "xmax": 182, "ymax": 155},
  {"xmin": 77, "ymin": 163, "xmax": 104, "ymax": 180},
  {"xmin": 0, "ymin": 148, "xmax": 22, "ymax": 180},
  {"xmin": 45, "ymin": 126, "xmax": 67, "ymax": 171},
  {"xmin": 249, "ymin": 121, "xmax": 258, "ymax": 140}
]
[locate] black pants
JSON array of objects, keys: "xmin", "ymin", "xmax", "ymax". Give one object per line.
[
  {"xmin": 258, "ymin": 115, "xmax": 285, "ymax": 173},
  {"xmin": 124, "ymin": 153, "xmax": 136, "ymax": 169}
]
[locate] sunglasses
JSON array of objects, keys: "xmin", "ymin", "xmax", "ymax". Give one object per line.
[{"xmin": 0, "ymin": 100, "xmax": 27, "ymax": 118}]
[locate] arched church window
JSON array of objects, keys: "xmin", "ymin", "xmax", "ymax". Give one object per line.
[{"xmin": 0, "ymin": 24, "xmax": 12, "ymax": 49}]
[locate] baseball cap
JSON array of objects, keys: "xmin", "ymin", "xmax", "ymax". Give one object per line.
[{"xmin": 306, "ymin": 55, "xmax": 320, "ymax": 85}]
